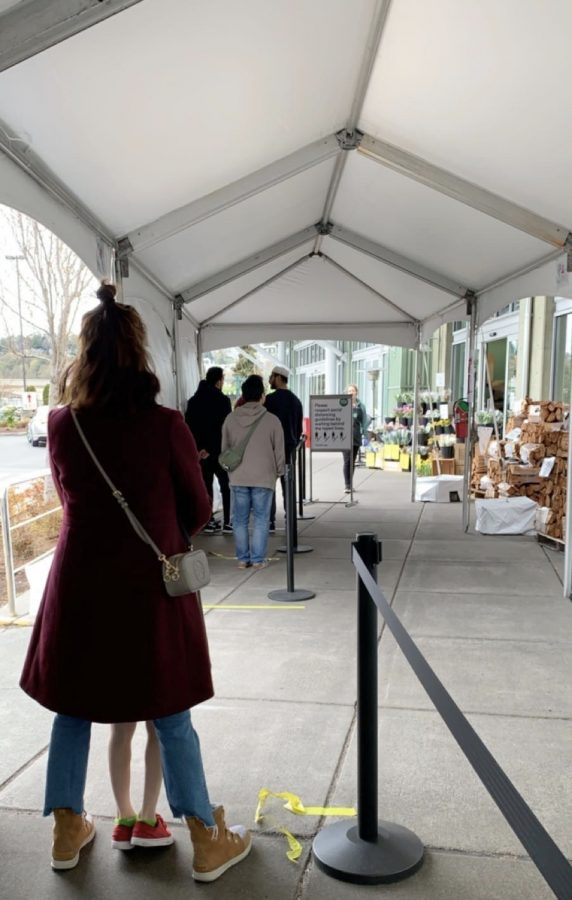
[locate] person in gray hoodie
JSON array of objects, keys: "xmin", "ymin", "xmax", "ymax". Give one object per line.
[{"xmin": 221, "ymin": 374, "xmax": 285, "ymax": 569}]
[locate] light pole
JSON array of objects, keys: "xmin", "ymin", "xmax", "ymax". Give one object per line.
[{"xmin": 5, "ymin": 254, "xmax": 27, "ymax": 392}]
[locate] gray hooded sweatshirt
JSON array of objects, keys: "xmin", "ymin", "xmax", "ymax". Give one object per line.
[{"xmin": 221, "ymin": 402, "xmax": 285, "ymax": 490}]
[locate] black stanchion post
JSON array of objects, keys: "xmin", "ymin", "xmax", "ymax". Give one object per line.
[
  {"xmin": 312, "ymin": 532, "xmax": 424, "ymax": 885},
  {"xmin": 268, "ymin": 465, "xmax": 315, "ymax": 603},
  {"xmin": 357, "ymin": 532, "xmax": 379, "ymax": 841},
  {"xmin": 298, "ymin": 437, "xmax": 315, "ymax": 520},
  {"xmin": 277, "ymin": 449, "xmax": 313, "ymax": 554}
]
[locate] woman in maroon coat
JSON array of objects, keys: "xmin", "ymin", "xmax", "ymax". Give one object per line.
[{"xmin": 20, "ymin": 283, "xmax": 251, "ymax": 882}]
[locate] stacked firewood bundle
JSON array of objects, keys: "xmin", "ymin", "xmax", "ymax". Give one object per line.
[
  {"xmin": 473, "ymin": 400, "xmax": 569, "ymax": 540},
  {"xmin": 471, "ymin": 453, "xmax": 488, "ymax": 495}
]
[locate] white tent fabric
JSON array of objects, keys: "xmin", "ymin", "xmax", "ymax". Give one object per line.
[{"xmin": 1, "ymin": 0, "xmax": 572, "ymax": 372}]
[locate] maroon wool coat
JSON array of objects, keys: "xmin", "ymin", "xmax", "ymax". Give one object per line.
[{"xmin": 20, "ymin": 404, "xmax": 214, "ymax": 723}]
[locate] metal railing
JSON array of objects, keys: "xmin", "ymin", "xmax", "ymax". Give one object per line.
[{"xmin": 0, "ymin": 469, "xmax": 61, "ymax": 617}]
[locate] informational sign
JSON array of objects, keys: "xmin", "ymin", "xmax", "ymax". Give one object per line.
[
  {"xmin": 436, "ymin": 372, "xmax": 445, "ymax": 388},
  {"xmin": 310, "ymin": 394, "xmax": 352, "ymax": 452}
]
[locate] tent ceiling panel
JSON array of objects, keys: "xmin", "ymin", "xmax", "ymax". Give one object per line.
[
  {"xmin": 360, "ymin": 0, "xmax": 572, "ymax": 227},
  {"xmin": 210, "ymin": 254, "xmax": 408, "ymax": 326},
  {"xmin": 323, "ymin": 235, "xmax": 457, "ymax": 322},
  {"xmin": 184, "ymin": 241, "xmax": 315, "ymax": 324},
  {"xmin": 332, "ymin": 153, "xmax": 551, "ymax": 288},
  {"xmin": 0, "ymin": 0, "xmax": 377, "ymax": 234},
  {"xmin": 133, "ymin": 159, "xmax": 336, "ymax": 292}
]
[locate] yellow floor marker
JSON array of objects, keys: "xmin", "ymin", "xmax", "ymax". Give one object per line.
[{"xmin": 255, "ymin": 788, "xmax": 356, "ymax": 862}]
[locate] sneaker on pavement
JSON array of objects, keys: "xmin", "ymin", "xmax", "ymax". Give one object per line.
[
  {"xmin": 203, "ymin": 520, "xmax": 221, "ymax": 535},
  {"xmin": 252, "ymin": 561, "xmax": 268, "ymax": 570},
  {"xmin": 111, "ymin": 817, "xmax": 135, "ymax": 850},
  {"xmin": 131, "ymin": 814, "xmax": 174, "ymax": 848},
  {"xmin": 187, "ymin": 805, "xmax": 252, "ymax": 883},
  {"xmin": 269, "ymin": 523, "xmax": 276, "ymax": 534},
  {"xmin": 222, "ymin": 524, "xmax": 233, "ymax": 534},
  {"xmin": 51, "ymin": 809, "xmax": 96, "ymax": 870},
  {"xmin": 237, "ymin": 561, "xmax": 251, "ymax": 570}
]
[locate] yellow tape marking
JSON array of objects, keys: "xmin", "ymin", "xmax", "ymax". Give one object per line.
[
  {"xmin": 255, "ymin": 788, "xmax": 356, "ymax": 863},
  {"xmin": 0, "ymin": 618, "xmax": 33, "ymax": 628},
  {"xmin": 203, "ymin": 605, "xmax": 305, "ymax": 610},
  {"xmin": 208, "ymin": 551, "xmax": 281, "ymax": 562}
]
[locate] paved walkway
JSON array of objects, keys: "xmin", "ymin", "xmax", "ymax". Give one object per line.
[{"xmin": 1, "ymin": 453, "xmax": 571, "ymax": 899}]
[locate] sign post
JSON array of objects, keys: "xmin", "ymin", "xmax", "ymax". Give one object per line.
[{"xmin": 309, "ymin": 394, "xmax": 356, "ymax": 505}]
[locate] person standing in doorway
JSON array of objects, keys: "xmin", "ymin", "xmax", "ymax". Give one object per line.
[
  {"xmin": 185, "ymin": 367, "xmax": 232, "ymax": 534},
  {"xmin": 343, "ymin": 384, "xmax": 368, "ymax": 493},
  {"xmin": 265, "ymin": 365, "xmax": 303, "ymax": 532},
  {"xmin": 222, "ymin": 375, "xmax": 284, "ymax": 569}
]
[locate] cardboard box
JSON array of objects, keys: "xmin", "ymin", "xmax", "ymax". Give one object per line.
[
  {"xmin": 454, "ymin": 443, "xmax": 466, "ymax": 463},
  {"xmin": 432, "ymin": 458, "xmax": 455, "ymax": 476}
]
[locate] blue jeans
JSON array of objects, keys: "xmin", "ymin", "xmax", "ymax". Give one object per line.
[
  {"xmin": 231, "ymin": 486, "xmax": 273, "ymax": 564},
  {"xmin": 44, "ymin": 710, "xmax": 215, "ymax": 826}
]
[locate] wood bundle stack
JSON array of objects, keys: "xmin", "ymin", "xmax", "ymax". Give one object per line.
[
  {"xmin": 538, "ymin": 401, "xmax": 565, "ymax": 423},
  {"xmin": 471, "ymin": 453, "xmax": 488, "ymax": 495},
  {"xmin": 520, "ymin": 409, "xmax": 569, "ymax": 541},
  {"xmin": 475, "ymin": 400, "xmax": 569, "ymax": 541}
]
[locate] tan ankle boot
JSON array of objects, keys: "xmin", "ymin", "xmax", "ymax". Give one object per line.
[
  {"xmin": 186, "ymin": 805, "xmax": 251, "ymax": 882},
  {"xmin": 51, "ymin": 809, "xmax": 96, "ymax": 870}
]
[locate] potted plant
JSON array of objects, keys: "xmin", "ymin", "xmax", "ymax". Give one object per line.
[
  {"xmin": 383, "ymin": 433, "xmax": 400, "ymax": 461},
  {"xmin": 400, "ymin": 448, "xmax": 411, "ymax": 472}
]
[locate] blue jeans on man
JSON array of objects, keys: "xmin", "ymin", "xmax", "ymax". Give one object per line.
[{"xmin": 231, "ymin": 486, "xmax": 273, "ymax": 565}]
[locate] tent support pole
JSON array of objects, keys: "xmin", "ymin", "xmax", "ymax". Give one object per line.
[
  {"xmin": 564, "ymin": 366, "xmax": 572, "ymax": 596},
  {"xmin": 411, "ymin": 341, "xmax": 421, "ymax": 502},
  {"xmin": 462, "ymin": 295, "xmax": 477, "ymax": 532},
  {"xmin": 172, "ymin": 298, "xmax": 183, "ymax": 411}
]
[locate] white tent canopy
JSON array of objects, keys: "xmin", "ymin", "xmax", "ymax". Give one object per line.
[
  {"xmin": 3, "ymin": 0, "xmax": 572, "ymax": 593},
  {"xmin": 1, "ymin": 0, "xmax": 572, "ymax": 367}
]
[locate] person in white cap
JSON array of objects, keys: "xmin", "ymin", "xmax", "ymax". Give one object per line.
[{"xmin": 265, "ymin": 365, "xmax": 303, "ymax": 532}]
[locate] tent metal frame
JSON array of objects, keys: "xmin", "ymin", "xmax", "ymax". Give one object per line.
[{"xmin": 0, "ymin": 0, "xmax": 145, "ymax": 73}]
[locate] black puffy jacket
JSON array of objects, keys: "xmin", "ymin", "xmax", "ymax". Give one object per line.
[{"xmin": 185, "ymin": 381, "xmax": 231, "ymax": 456}]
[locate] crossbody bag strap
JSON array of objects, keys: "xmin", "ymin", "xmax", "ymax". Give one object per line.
[
  {"xmin": 239, "ymin": 407, "xmax": 266, "ymax": 450},
  {"xmin": 70, "ymin": 408, "xmax": 166, "ymax": 563}
]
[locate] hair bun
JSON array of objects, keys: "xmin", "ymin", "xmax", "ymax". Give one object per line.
[{"xmin": 97, "ymin": 281, "xmax": 117, "ymax": 305}]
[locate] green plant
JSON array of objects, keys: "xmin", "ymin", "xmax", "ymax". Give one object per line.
[
  {"xmin": 42, "ymin": 384, "xmax": 50, "ymax": 405},
  {"xmin": 0, "ymin": 406, "xmax": 19, "ymax": 428}
]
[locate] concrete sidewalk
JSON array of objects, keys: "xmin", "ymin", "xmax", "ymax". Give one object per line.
[{"xmin": 1, "ymin": 453, "xmax": 571, "ymax": 899}]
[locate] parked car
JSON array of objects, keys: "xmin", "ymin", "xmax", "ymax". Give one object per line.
[{"xmin": 27, "ymin": 405, "xmax": 49, "ymax": 446}]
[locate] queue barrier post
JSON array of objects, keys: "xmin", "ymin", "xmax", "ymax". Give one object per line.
[
  {"xmin": 277, "ymin": 448, "xmax": 312, "ymax": 554},
  {"xmin": 312, "ymin": 532, "xmax": 424, "ymax": 884},
  {"xmin": 268, "ymin": 465, "xmax": 315, "ymax": 603}
]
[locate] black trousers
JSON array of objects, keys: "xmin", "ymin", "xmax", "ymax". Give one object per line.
[
  {"xmin": 201, "ymin": 455, "xmax": 231, "ymax": 525},
  {"xmin": 342, "ymin": 445, "xmax": 360, "ymax": 489},
  {"xmin": 270, "ymin": 444, "xmax": 295, "ymax": 526}
]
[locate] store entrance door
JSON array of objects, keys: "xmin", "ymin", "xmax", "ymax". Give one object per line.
[{"xmin": 484, "ymin": 338, "xmax": 507, "ymax": 413}]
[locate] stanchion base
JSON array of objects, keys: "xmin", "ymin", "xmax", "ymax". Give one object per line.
[
  {"xmin": 312, "ymin": 820, "xmax": 424, "ymax": 886},
  {"xmin": 276, "ymin": 545, "xmax": 313, "ymax": 554},
  {"xmin": 268, "ymin": 588, "xmax": 315, "ymax": 602}
]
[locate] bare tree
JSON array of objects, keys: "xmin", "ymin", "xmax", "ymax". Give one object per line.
[{"xmin": 0, "ymin": 207, "xmax": 96, "ymax": 404}]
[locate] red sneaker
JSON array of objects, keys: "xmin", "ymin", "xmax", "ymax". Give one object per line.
[
  {"xmin": 111, "ymin": 820, "xmax": 134, "ymax": 851},
  {"xmin": 131, "ymin": 814, "xmax": 174, "ymax": 848}
]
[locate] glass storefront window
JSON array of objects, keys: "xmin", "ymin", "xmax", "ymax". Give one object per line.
[
  {"xmin": 506, "ymin": 338, "xmax": 518, "ymax": 416},
  {"xmin": 553, "ymin": 313, "xmax": 572, "ymax": 404}
]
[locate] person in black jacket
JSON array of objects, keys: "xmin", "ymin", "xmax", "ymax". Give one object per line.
[
  {"xmin": 265, "ymin": 365, "xmax": 303, "ymax": 532},
  {"xmin": 185, "ymin": 367, "xmax": 232, "ymax": 534}
]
